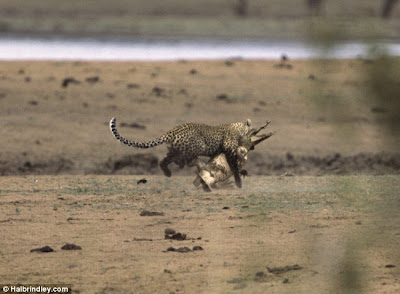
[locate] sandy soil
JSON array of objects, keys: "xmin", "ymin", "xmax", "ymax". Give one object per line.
[
  {"xmin": 0, "ymin": 59, "xmax": 399, "ymax": 293},
  {"xmin": 0, "ymin": 175, "xmax": 399, "ymax": 293},
  {"xmin": 0, "ymin": 59, "xmax": 399, "ymax": 177}
]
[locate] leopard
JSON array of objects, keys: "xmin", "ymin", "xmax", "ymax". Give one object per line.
[{"xmin": 109, "ymin": 117, "xmax": 253, "ymax": 188}]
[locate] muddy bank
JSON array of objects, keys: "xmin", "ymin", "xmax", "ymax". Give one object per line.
[{"xmin": 1, "ymin": 152, "xmax": 399, "ymax": 176}]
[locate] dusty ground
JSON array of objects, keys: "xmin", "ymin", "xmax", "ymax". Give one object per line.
[
  {"xmin": 0, "ymin": 59, "xmax": 399, "ymax": 293},
  {"xmin": 0, "ymin": 59, "xmax": 399, "ymax": 177},
  {"xmin": 0, "ymin": 175, "xmax": 399, "ymax": 293}
]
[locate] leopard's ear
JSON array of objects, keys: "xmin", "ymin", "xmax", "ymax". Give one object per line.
[{"xmin": 245, "ymin": 119, "xmax": 251, "ymax": 127}]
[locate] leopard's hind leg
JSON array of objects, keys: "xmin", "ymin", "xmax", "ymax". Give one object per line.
[{"xmin": 160, "ymin": 151, "xmax": 187, "ymax": 177}]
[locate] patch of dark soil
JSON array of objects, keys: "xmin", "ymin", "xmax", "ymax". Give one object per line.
[
  {"xmin": 152, "ymin": 86, "xmax": 165, "ymax": 97},
  {"xmin": 246, "ymin": 152, "xmax": 400, "ymax": 176},
  {"xmin": 127, "ymin": 83, "xmax": 140, "ymax": 89},
  {"xmin": 0, "ymin": 157, "xmax": 74, "ymax": 176},
  {"xmin": 140, "ymin": 210, "xmax": 164, "ymax": 216},
  {"xmin": 267, "ymin": 264, "xmax": 303, "ymax": 274},
  {"xmin": 99, "ymin": 153, "xmax": 159, "ymax": 175},
  {"xmin": 30, "ymin": 246, "xmax": 54, "ymax": 253},
  {"xmin": 85, "ymin": 76, "xmax": 99, "ymax": 84},
  {"xmin": 2, "ymin": 152, "xmax": 399, "ymax": 176},
  {"xmin": 61, "ymin": 243, "xmax": 82, "ymax": 250},
  {"xmin": 120, "ymin": 122, "xmax": 146, "ymax": 129},
  {"xmin": 133, "ymin": 238, "xmax": 153, "ymax": 241}
]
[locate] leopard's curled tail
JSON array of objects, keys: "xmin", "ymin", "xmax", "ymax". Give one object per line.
[{"xmin": 110, "ymin": 118, "xmax": 170, "ymax": 148}]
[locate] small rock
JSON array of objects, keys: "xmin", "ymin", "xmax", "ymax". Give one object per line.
[
  {"xmin": 62, "ymin": 77, "xmax": 81, "ymax": 88},
  {"xmin": 61, "ymin": 243, "xmax": 82, "ymax": 250},
  {"xmin": 137, "ymin": 178, "xmax": 147, "ymax": 185},
  {"xmin": 30, "ymin": 246, "xmax": 54, "ymax": 253},
  {"xmin": 283, "ymin": 278, "xmax": 289, "ymax": 284},
  {"xmin": 189, "ymin": 69, "xmax": 197, "ymax": 74},
  {"xmin": 193, "ymin": 246, "xmax": 203, "ymax": 251},
  {"xmin": 152, "ymin": 86, "xmax": 165, "ymax": 97},
  {"xmin": 165, "ymin": 232, "xmax": 186, "ymax": 241},
  {"xmin": 140, "ymin": 210, "xmax": 164, "ymax": 216},
  {"xmin": 85, "ymin": 76, "xmax": 99, "ymax": 84},
  {"xmin": 385, "ymin": 264, "xmax": 396, "ymax": 268},
  {"xmin": 176, "ymin": 247, "xmax": 192, "ymax": 253},
  {"xmin": 267, "ymin": 264, "xmax": 303, "ymax": 274},
  {"xmin": 216, "ymin": 93, "xmax": 228, "ymax": 101},
  {"xmin": 165, "ymin": 228, "xmax": 176, "ymax": 235},
  {"xmin": 127, "ymin": 83, "xmax": 140, "ymax": 89}
]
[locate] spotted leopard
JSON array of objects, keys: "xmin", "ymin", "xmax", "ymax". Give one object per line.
[{"xmin": 109, "ymin": 118, "xmax": 252, "ymax": 188}]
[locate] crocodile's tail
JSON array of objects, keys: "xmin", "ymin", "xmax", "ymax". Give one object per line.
[{"xmin": 109, "ymin": 118, "xmax": 167, "ymax": 148}]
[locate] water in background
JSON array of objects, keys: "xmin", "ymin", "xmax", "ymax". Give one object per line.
[{"xmin": 1, "ymin": 35, "xmax": 399, "ymax": 60}]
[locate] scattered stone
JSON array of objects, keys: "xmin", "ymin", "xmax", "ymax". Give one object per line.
[
  {"xmin": 140, "ymin": 210, "xmax": 164, "ymax": 216},
  {"xmin": 192, "ymin": 246, "xmax": 203, "ymax": 251},
  {"xmin": 28, "ymin": 100, "xmax": 38, "ymax": 106},
  {"xmin": 267, "ymin": 264, "xmax": 303, "ymax": 274},
  {"xmin": 308, "ymin": 74, "xmax": 316, "ymax": 80},
  {"xmin": 385, "ymin": 264, "xmax": 396, "ymax": 268},
  {"xmin": 62, "ymin": 77, "xmax": 81, "ymax": 88},
  {"xmin": 176, "ymin": 247, "xmax": 192, "ymax": 253},
  {"xmin": 30, "ymin": 245, "xmax": 54, "ymax": 253},
  {"xmin": 189, "ymin": 69, "xmax": 197, "ymax": 74},
  {"xmin": 288, "ymin": 229, "xmax": 297, "ymax": 233},
  {"xmin": 165, "ymin": 232, "xmax": 187, "ymax": 241},
  {"xmin": 283, "ymin": 278, "xmax": 290, "ymax": 284},
  {"xmin": 152, "ymin": 86, "xmax": 165, "ymax": 97},
  {"xmin": 355, "ymin": 221, "xmax": 362, "ymax": 225},
  {"xmin": 25, "ymin": 76, "xmax": 31, "ymax": 82},
  {"xmin": 85, "ymin": 76, "xmax": 99, "ymax": 84},
  {"xmin": 61, "ymin": 243, "xmax": 82, "ymax": 250},
  {"xmin": 255, "ymin": 271, "xmax": 265, "ymax": 277},
  {"xmin": 216, "ymin": 93, "xmax": 228, "ymax": 101},
  {"xmin": 164, "ymin": 269, "xmax": 172, "ymax": 274},
  {"xmin": 133, "ymin": 238, "xmax": 153, "ymax": 242},
  {"xmin": 165, "ymin": 246, "xmax": 192, "ymax": 253},
  {"xmin": 225, "ymin": 60, "xmax": 234, "ymax": 66},
  {"xmin": 165, "ymin": 228, "xmax": 176, "ymax": 235},
  {"xmin": 137, "ymin": 178, "xmax": 147, "ymax": 185},
  {"xmin": 127, "ymin": 83, "xmax": 140, "ymax": 89}
]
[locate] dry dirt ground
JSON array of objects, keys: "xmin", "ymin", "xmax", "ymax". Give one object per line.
[
  {"xmin": 0, "ymin": 59, "xmax": 399, "ymax": 293},
  {"xmin": 0, "ymin": 59, "xmax": 399, "ymax": 177},
  {"xmin": 0, "ymin": 175, "xmax": 399, "ymax": 293}
]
